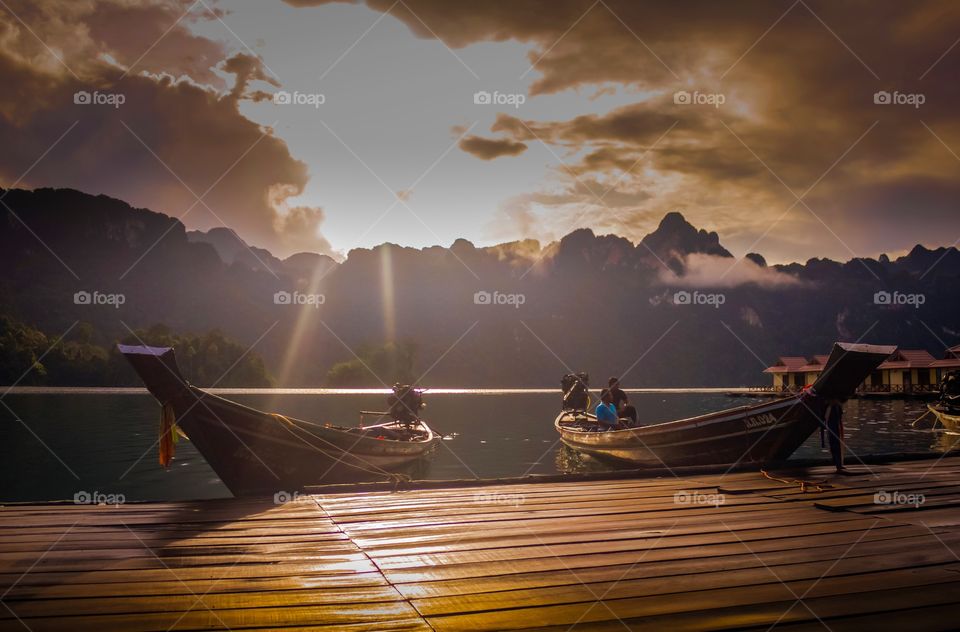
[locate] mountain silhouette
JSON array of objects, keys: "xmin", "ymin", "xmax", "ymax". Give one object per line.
[
  {"xmin": 640, "ymin": 211, "xmax": 732, "ymax": 274},
  {"xmin": 2, "ymin": 187, "xmax": 958, "ymax": 387}
]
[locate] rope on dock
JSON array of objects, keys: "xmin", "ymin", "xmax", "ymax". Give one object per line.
[{"xmin": 761, "ymin": 469, "xmax": 832, "ymax": 493}]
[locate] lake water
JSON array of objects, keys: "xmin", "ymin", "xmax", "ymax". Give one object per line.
[{"xmin": 0, "ymin": 390, "xmax": 954, "ymax": 502}]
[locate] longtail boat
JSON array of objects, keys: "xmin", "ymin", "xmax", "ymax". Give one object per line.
[
  {"xmin": 555, "ymin": 343, "xmax": 895, "ymax": 468},
  {"xmin": 120, "ymin": 345, "xmax": 440, "ymax": 496}
]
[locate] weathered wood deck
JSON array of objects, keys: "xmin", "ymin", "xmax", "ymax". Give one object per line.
[{"xmin": 3, "ymin": 456, "xmax": 960, "ymax": 631}]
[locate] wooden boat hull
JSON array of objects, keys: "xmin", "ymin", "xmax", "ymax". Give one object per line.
[
  {"xmin": 120, "ymin": 345, "xmax": 440, "ymax": 496},
  {"xmin": 929, "ymin": 404, "xmax": 960, "ymax": 434},
  {"xmin": 557, "ymin": 342, "xmax": 895, "ymax": 468},
  {"xmin": 556, "ymin": 396, "xmax": 816, "ymax": 467}
]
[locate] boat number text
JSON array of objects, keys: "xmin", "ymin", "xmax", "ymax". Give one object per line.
[{"xmin": 744, "ymin": 413, "xmax": 777, "ymax": 429}]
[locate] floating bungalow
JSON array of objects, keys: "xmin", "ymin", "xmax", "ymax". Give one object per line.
[{"xmin": 763, "ymin": 344, "xmax": 960, "ymax": 396}]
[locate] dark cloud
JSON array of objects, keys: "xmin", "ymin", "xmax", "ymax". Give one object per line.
[
  {"xmin": 85, "ymin": 0, "xmax": 228, "ymax": 85},
  {"xmin": 458, "ymin": 134, "xmax": 527, "ymax": 160},
  {"xmin": 0, "ymin": 0, "xmax": 336, "ymax": 259}
]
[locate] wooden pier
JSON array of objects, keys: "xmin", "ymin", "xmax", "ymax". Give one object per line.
[{"xmin": 3, "ymin": 456, "xmax": 960, "ymax": 630}]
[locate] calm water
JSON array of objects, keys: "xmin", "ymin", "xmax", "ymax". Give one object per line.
[{"xmin": 0, "ymin": 391, "xmax": 953, "ymax": 502}]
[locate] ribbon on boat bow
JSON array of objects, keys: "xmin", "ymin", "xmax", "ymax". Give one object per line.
[{"xmin": 159, "ymin": 402, "xmax": 177, "ymax": 468}]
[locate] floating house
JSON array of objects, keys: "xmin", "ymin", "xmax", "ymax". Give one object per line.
[
  {"xmin": 872, "ymin": 349, "xmax": 937, "ymax": 391},
  {"xmin": 763, "ymin": 355, "xmax": 826, "ymax": 390},
  {"xmin": 764, "ymin": 344, "xmax": 960, "ymax": 395},
  {"xmin": 932, "ymin": 345, "xmax": 960, "ymax": 374}
]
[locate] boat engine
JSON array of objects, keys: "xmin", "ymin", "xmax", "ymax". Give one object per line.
[
  {"xmin": 561, "ymin": 373, "xmax": 590, "ymax": 411},
  {"xmin": 387, "ymin": 383, "xmax": 425, "ymax": 427}
]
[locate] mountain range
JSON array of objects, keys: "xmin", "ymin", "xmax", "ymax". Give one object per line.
[{"xmin": 2, "ymin": 187, "xmax": 958, "ymax": 387}]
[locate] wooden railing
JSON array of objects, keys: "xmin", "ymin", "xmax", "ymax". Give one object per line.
[{"xmin": 857, "ymin": 384, "xmax": 940, "ymax": 394}]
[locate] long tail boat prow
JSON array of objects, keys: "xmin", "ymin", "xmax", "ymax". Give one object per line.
[
  {"xmin": 119, "ymin": 344, "xmax": 440, "ymax": 496},
  {"xmin": 556, "ymin": 342, "xmax": 896, "ymax": 468}
]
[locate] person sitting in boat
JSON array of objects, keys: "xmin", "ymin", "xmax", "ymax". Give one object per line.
[
  {"xmin": 940, "ymin": 370, "xmax": 960, "ymax": 411},
  {"xmin": 821, "ymin": 396, "xmax": 847, "ymax": 473},
  {"xmin": 608, "ymin": 377, "xmax": 638, "ymax": 425},
  {"xmin": 595, "ymin": 389, "xmax": 619, "ymax": 430}
]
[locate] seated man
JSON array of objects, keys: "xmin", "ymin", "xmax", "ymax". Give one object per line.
[
  {"xmin": 608, "ymin": 377, "xmax": 638, "ymax": 425},
  {"xmin": 595, "ymin": 389, "xmax": 619, "ymax": 430}
]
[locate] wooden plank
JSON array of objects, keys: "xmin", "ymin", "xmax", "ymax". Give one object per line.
[
  {"xmin": 767, "ymin": 477, "xmax": 960, "ymax": 496},
  {"xmin": 320, "ymin": 494, "xmax": 780, "ymax": 528},
  {"xmin": 3, "ymin": 601, "xmax": 427, "ymax": 632},
  {"xmin": 895, "ymin": 506, "xmax": 960, "ymax": 527},
  {"xmin": 394, "ymin": 527, "xmax": 941, "ymax": 600},
  {"xmin": 410, "ymin": 549, "xmax": 960, "ymax": 616},
  {"xmin": 370, "ymin": 518, "xmax": 902, "ymax": 572},
  {"xmin": 1, "ymin": 584, "xmax": 407, "ymax": 618},
  {"xmin": 0, "ymin": 516, "xmax": 341, "ymax": 530},
  {"xmin": 351, "ymin": 511, "xmax": 878, "ymax": 557},
  {"xmin": 382, "ymin": 524, "xmax": 926, "ymax": 583},
  {"xmin": 306, "ymin": 481, "xmax": 696, "ymax": 513},
  {"xmin": 339, "ymin": 502, "xmax": 850, "ymax": 543},
  {"xmin": 334, "ymin": 502, "xmax": 813, "ymax": 539},
  {"xmin": 313, "ymin": 477, "xmax": 716, "ymax": 504},
  {"xmin": 0, "ymin": 524, "xmax": 345, "ymax": 538},
  {"xmin": 0, "ymin": 571, "xmax": 390, "ymax": 600},
  {"xmin": 330, "ymin": 499, "xmax": 802, "ymax": 534},
  {"xmin": 0, "ymin": 562, "xmax": 386, "ymax": 590},
  {"xmin": 320, "ymin": 489, "xmax": 726, "ymax": 521},
  {"xmin": 425, "ymin": 576, "xmax": 960, "ymax": 631},
  {"xmin": 858, "ymin": 495, "xmax": 960, "ymax": 514},
  {"xmin": 0, "ymin": 550, "xmax": 377, "ymax": 574},
  {"xmin": 817, "ymin": 493, "xmax": 960, "ymax": 514},
  {"xmin": 0, "ymin": 532, "xmax": 350, "ymax": 550},
  {"xmin": 759, "ymin": 603, "xmax": 960, "ymax": 631},
  {"xmin": 0, "ymin": 539, "xmax": 360, "ymax": 558}
]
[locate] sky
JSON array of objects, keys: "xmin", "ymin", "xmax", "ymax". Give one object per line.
[{"xmin": 1, "ymin": 0, "xmax": 959, "ymax": 263}]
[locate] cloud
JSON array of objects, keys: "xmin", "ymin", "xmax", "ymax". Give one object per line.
[
  {"xmin": 458, "ymin": 134, "xmax": 527, "ymax": 160},
  {"xmin": 280, "ymin": 0, "xmax": 960, "ymax": 262},
  {"xmin": 267, "ymin": 184, "xmax": 338, "ymax": 257},
  {"xmin": 485, "ymin": 193, "xmax": 549, "ymax": 246},
  {"xmin": 84, "ymin": 0, "xmax": 228, "ymax": 85},
  {"xmin": 7, "ymin": 0, "xmax": 960, "ymax": 264},
  {"xmin": 658, "ymin": 252, "xmax": 804, "ymax": 289},
  {"xmin": 282, "ymin": 0, "xmax": 355, "ymax": 6},
  {"xmin": 0, "ymin": 0, "xmax": 335, "ymax": 259},
  {"xmin": 222, "ymin": 52, "xmax": 279, "ymax": 100}
]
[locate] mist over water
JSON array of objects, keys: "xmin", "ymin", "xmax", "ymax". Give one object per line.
[{"xmin": 0, "ymin": 391, "xmax": 950, "ymax": 502}]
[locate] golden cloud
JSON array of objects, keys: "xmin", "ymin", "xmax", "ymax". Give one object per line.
[{"xmin": 287, "ymin": 0, "xmax": 960, "ymax": 261}]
